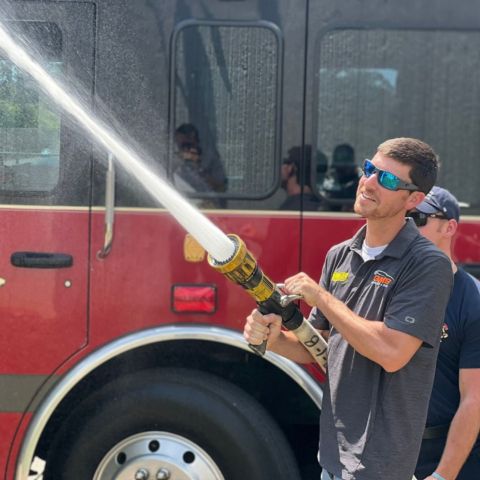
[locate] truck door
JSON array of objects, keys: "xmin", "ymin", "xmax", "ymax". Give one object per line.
[
  {"xmin": 0, "ymin": 2, "xmax": 94, "ymax": 380},
  {"xmin": 88, "ymin": 0, "xmax": 308, "ymax": 342}
]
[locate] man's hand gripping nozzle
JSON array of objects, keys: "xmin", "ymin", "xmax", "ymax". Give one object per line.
[{"xmin": 208, "ymin": 234, "xmax": 328, "ymax": 370}]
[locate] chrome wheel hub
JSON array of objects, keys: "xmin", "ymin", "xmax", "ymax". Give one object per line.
[{"xmin": 93, "ymin": 431, "xmax": 224, "ymax": 480}]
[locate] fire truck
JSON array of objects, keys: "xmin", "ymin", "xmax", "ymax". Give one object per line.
[{"xmin": 1, "ymin": 1, "xmax": 479, "ymax": 479}]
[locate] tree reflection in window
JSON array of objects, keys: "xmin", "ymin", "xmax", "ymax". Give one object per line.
[{"xmin": 0, "ymin": 22, "xmax": 62, "ymax": 193}]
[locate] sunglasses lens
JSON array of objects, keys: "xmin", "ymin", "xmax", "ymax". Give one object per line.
[
  {"xmin": 363, "ymin": 160, "xmax": 374, "ymax": 177},
  {"xmin": 407, "ymin": 212, "xmax": 427, "ymax": 227},
  {"xmin": 363, "ymin": 160, "xmax": 402, "ymax": 191},
  {"xmin": 379, "ymin": 171, "xmax": 400, "ymax": 191}
]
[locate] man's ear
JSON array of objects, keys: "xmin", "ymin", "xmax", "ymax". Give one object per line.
[
  {"xmin": 444, "ymin": 219, "xmax": 458, "ymax": 239},
  {"xmin": 406, "ymin": 191, "xmax": 425, "ymax": 211}
]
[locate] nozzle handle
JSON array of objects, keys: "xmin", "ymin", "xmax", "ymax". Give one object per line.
[
  {"xmin": 247, "ymin": 303, "xmax": 271, "ymax": 356},
  {"xmin": 248, "ymin": 340, "xmax": 267, "ymax": 356}
]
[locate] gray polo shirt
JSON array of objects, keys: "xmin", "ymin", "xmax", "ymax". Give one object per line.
[{"xmin": 310, "ymin": 219, "xmax": 453, "ymax": 480}]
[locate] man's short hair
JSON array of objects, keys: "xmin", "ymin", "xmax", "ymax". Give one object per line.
[{"xmin": 377, "ymin": 138, "xmax": 438, "ymax": 194}]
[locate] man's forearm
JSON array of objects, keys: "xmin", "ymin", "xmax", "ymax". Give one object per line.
[
  {"xmin": 315, "ymin": 288, "xmax": 420, "ymax": 372},
  {"xmin": 268, "ymin": 330, "xmax": 322, "ymax": 364},
  {"xmin": 434, "ymin": 398, "xmax": 480, "ymax": 480}
]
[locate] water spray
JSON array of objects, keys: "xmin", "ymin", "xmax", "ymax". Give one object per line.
[
  {"xmin": 0, "ymin": 21, "xmax": 233, "ymax": 263},
  {"xmin": 0, "ymin": 22, "xmax": 327, "ymax": 369}
]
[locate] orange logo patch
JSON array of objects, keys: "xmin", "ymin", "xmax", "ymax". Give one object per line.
[{"xmin": 372, "ymin": 270, "xmax": 394, "ymax": 287}]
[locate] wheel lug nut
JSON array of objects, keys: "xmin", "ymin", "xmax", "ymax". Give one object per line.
[
  {"xmin": 135, "ymin": 468, "xmax": 150, "ymax": 480},
  {"xmin": 157, "ymin": 468, "xmax": 171, "ymax": 479}
]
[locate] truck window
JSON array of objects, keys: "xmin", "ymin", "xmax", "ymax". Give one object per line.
[
  {"xmin": 315, "ymin": 29, "xmax": 480, "ymax": 213},
  {"xmin": 0, "ymin": 22, "xmax": 62, "ymax": 194},
  {"xmin": 172, "ymin": 22, "xmax": 281, "ymax": 203}
]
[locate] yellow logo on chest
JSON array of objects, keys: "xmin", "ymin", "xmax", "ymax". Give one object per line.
[{"xmin": 332, "ymin": 271, "xmax": 349, "ymax": 282}]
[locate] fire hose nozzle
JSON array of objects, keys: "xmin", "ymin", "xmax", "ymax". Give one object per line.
[
  {"xmin": 208, "ymin": 235, "xmax": 327, "ymax": 370},
  {"xmin": 276, "ymin": 283, "xmax": 304, "ymax": 307},
  {"xmin": 279, "ymin": 294, "xmax": 304, "ymax": 307}
]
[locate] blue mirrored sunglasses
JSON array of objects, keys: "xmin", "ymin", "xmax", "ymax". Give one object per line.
[{"xmin": 362, "ymin": 159, "xmax": 419, "ymax": 191}]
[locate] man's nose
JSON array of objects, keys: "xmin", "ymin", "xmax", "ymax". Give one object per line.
[{"xmin": 363, "ymin": 172, "xmax": 380, "ymax": 189}]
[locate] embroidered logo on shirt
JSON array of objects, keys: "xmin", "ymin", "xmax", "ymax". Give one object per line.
[
  {"xmin": 398, "ymin": 316, "xmax": 416, "ymax": 325},
  {"xmin": 371, "ymin": 270, "xmax": 394, "ymax": 287},
  {"xmin": 332, "ymin": 271, "xmax": 349, "ymax": 282},
  {"xmin": 440, "ymin": 323, "xmax": 449, "ymax": 341}
]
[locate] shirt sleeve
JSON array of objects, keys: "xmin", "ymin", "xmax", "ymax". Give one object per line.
[
  {"xmin": 309, "ymin": 251, "xmax": 333, "ymax": 330},
  {"xmin": 384, "ymin": 252, "xmax": 453, "ymax": 347}
]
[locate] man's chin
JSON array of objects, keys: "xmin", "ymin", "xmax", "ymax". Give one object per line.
[
  {"xmin": 353, "ymin": 202, "xmax": 369, "ymax": 219},
  {"xmin": 353, "ymin": 201, "xmax": 362, "ymax": 215}
]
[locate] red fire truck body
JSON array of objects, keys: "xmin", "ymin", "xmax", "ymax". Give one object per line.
[{"xmin": 1, "ymin": 1, "xmax": 480, "ymax": 479}]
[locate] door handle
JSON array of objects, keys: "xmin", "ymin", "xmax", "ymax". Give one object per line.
[{"xmin": 11, "ymin": 252, "xmax": 73, "ymax": 269}]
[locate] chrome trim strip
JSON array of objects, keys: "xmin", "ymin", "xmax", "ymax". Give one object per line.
[{"xmin": 16, "ymin": 325, "xmax": 322, "ymax": 479}]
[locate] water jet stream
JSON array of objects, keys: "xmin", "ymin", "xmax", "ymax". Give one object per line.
[{"xmin": 0, "ymin": 22, "xmax": 235, "ymax": 263}]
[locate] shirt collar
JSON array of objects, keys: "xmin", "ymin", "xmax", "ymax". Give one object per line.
[{"xmin": 349, "ymin": 218, "xmax": 419, "ymax": 259}]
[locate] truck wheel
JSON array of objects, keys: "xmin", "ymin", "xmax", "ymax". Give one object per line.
[{"xmin": 44, "ymin": 367, "xmax": 301, "ymax": 480}]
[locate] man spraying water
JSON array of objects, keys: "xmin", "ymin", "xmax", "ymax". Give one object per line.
[{"xmin": 244, "ymin": 138, "xmax": 453, "ymax": 479}]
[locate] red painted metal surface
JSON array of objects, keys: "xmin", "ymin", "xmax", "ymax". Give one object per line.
[
  {"xmin": 88, "ymin": 210, "xmax": 303, "ymax": 347},
  {"xmin": 2, "ymin": 207, "xmax": 480, "ymax": 475},
  {"xmin": 453, "ymin": 221, "xmax": 480, "ymax": 263},
  {"xmin": 2, "ymin": 209, "xmax": 479, "ymax": 373},
  {"xmin": 0, "ymin": 413, "xmax": 24, "ymax": 480},
  {"xmin": 0, "ymin": 208, "xmax": 88, "ymax": 374}
]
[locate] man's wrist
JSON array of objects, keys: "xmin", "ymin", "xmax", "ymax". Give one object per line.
[
  {"xmin": 432, "ymin": 472, "xmax": 447, "ymax": 480},
  {"xmin": 315, "ymin": 286, "xmax": 327, "ymax": 310},
  {"xmin": 266, "ymin": 330, "xmax": 285, "ymax": 352}
]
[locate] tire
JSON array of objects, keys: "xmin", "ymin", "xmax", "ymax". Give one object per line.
[{"xmin": 44, "ymin": 367, "xmax": 301, "ymax": 480}]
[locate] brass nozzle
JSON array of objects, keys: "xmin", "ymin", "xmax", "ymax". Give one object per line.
[{"xmin": 208, "ymin": 234, "xmax": 276, "ymax": 303}]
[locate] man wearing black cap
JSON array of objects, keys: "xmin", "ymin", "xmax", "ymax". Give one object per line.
[{"xmin": 408, "ymin": 187, "xmax": 480, "ymax": 480}]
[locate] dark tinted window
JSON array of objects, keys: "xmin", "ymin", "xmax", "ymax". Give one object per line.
[
  {"xmin": 315, "ymin": 29, "xmax": 480, "ymax": 212},
  {"xmin": 173, "ymin": 23, "xmax": 280, "ymax": 202}
]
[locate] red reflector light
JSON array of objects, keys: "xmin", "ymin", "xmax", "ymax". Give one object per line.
[{"xmin": 171, "ymin": 284, "xmax": 217, "ymax": 314}]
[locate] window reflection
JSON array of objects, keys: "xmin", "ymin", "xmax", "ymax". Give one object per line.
[{"xmin": 0, "ymin": 22, "xmax": 62, "ymax": 193}]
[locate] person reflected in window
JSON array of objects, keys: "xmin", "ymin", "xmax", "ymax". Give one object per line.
[
  {"xmin": 320, "ymin": 143, "xmax": 361, "ymax": 211},
  {"xmin": 173, "ymin": 123, "xmax": 227, "ymax": 207},
  {"xmin": 279, "ymin": 145, "xmax": 322, "ymax": 211}
]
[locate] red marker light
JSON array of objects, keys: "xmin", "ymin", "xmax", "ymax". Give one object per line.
[{"xmin": 171, "ymin": 284, "xmax": 217, "ymax": 314}]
